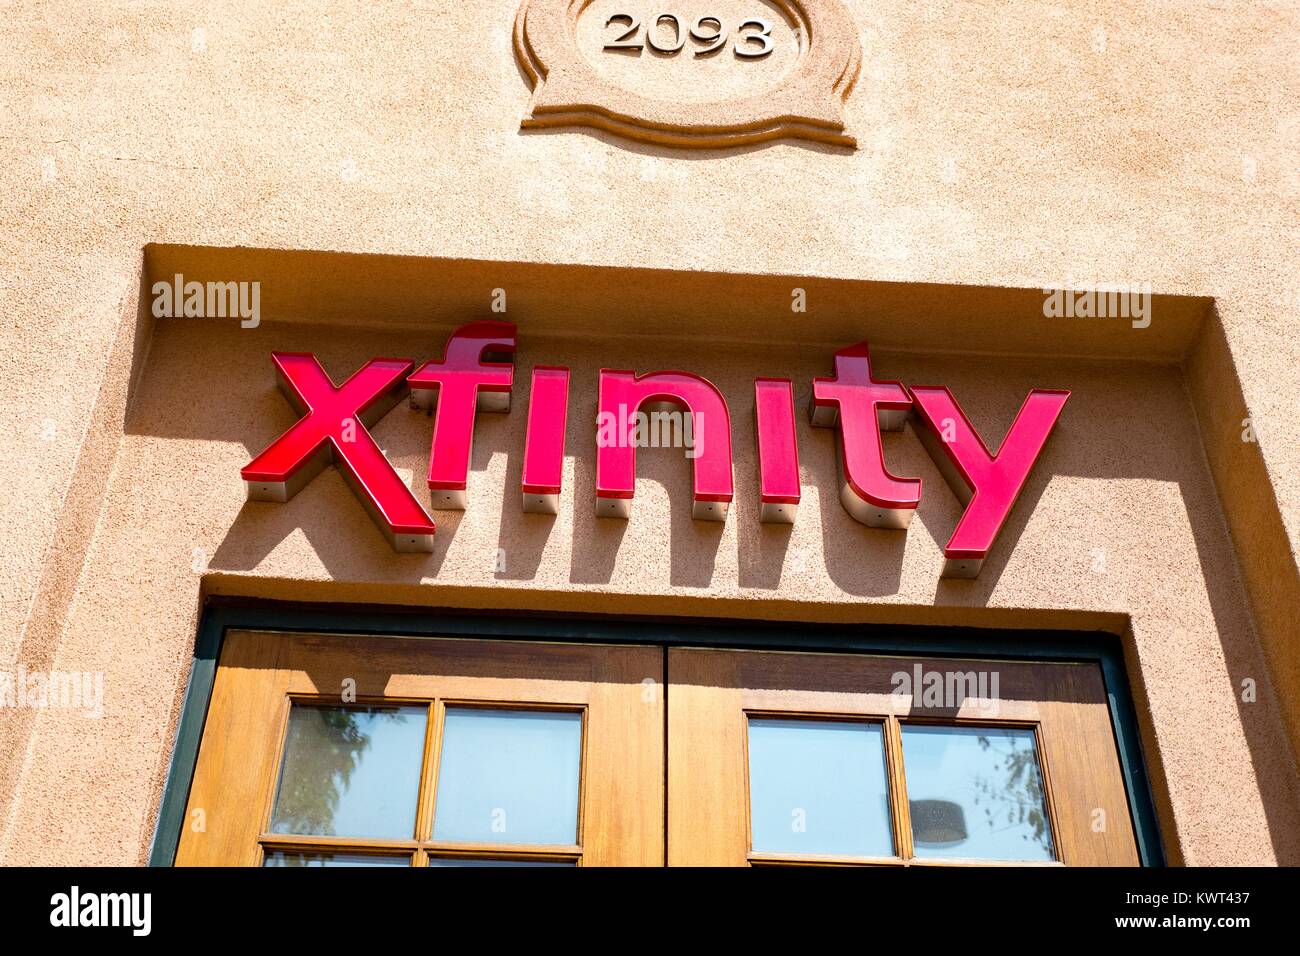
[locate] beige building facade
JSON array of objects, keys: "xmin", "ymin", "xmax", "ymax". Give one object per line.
[{"xmin": 1, "ymin": 1, "xmax": 1297, "ymax": 866}]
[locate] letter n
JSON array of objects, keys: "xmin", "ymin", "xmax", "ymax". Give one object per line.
[{"xmin": 596, "ymin": 370, "xmax": 733, "ymax": 520}]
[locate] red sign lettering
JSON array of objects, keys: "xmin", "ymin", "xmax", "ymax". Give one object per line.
[
  {"xmin": 910, "ymin": 385, "xmax": 1070, "ymax": 577},
  {"xmin": 241, "ymin": 337, "xmax": 1068, "ymax": 576},
  {"xmin": 811, "ymin": 343, "xmax": 921, "ymax": 529},
  {"xmin": 408, "ymin": 321, "xmax": 516, "ymax": 509},
  {"xmin": 240, "ymin": 352, "xmax": 436, "ymax": 551}
]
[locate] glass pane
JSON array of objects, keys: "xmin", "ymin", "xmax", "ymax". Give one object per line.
[
  {"xmin": 433, "ymin": 708, "xmax": 582, "ymax": 845},
  {"xmin": 747, "ymin": 717, "xmax": 893, "ymax": 857},
  {"xmin": 901, "ymin": 724, "xmax": 1055, "ymax": 861},
  {"xmin": 427, "ymin": 858, "xmax": 576, "ymax": 867},
  {"xmin": 269, "ymin": 703, "xmax": 427, "ymax": 840},
  {"xmin": 263, "ymin": 851, "xmax": 409, "ymax": 867}
]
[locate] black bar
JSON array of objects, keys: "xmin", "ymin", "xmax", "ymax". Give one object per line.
[{"xmin": 6, "ymin": 866, "xmax": 1281, "ymax": 941}]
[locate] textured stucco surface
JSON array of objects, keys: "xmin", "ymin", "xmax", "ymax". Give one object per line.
[
  {"xmin": 2, "ymin": 314, "xmax": 1298, "ymax": 865},
  {"xmin": 1, "ymin": 0, "xmax": 1298, "ymax": 864}
]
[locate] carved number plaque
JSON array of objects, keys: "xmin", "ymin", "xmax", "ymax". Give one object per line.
[{"xmin": 513, "ymin": 0, "xmax": 861, "ymax": 149}]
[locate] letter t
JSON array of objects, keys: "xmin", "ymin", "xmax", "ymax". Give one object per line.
[{"xmin": 811, "ymin": 342, "xmax": 921, "ymax": 528}]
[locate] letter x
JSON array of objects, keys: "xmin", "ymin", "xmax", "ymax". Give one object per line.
[{"xmin": 241, "ymin": 352, "xmax": 436, "ymax": 551}]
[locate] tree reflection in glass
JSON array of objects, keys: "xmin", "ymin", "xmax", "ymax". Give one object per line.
[
  {"xmin": 269, "ymin": 704, "xmax": 427, "ymax": 840},
  {"xmin": 902, "ymin": 724, "xmax": 1054, "ymax": 861}
]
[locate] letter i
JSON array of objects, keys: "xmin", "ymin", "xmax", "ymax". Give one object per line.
[
  {"xmin": 522, "ymin": 367, "xmax": 570, "ymax": 514},
  {"xmin": 755, "ymin": 378, "xmax": 800, "ymax": 523}
]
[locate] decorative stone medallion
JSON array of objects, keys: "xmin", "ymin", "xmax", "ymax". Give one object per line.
[{"xmin": 513, "ymin": 0, "xmax": 862, "ymax": 148}]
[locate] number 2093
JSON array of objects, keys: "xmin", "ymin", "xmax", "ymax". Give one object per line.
[{"xmin": 603, "ymin": 14, "xmax": 779, "ymax": 58}]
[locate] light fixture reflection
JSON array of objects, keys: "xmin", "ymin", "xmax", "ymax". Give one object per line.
[{"xmin": 910, "ymin": 799, "xmax": 968, "ymax": 848}]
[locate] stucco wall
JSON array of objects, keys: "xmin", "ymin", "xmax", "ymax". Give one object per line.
[
  {"xmin": 2, "ymin": 0, "xmax": 1297, "ymax": 863},
  {"xmin": 0, "ymin": 305, "xmax": 1294, "ymax": 864}
]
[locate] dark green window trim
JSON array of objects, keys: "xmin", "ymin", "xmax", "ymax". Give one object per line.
[{"xmin": 149, "ymin": 600, "xmax": 1166, "ymax": 867}]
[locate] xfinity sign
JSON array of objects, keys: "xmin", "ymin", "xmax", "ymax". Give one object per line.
[{"xmin": 241, "ymin": 322, "xmax": 1069, "ymax": 578}]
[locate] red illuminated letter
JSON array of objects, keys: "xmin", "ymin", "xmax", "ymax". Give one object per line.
[
  {"xmin": 754, "ymin": 378, "xmax": 800, "ymax": 523},
  {"xmin": 522, "ymin": 366, "xmax": 570, "ymax": 514},
  {"xmin": 408, "ymin": 321, "xmax": 516, "ymax": 509},
  {"xmin": 595, "ymin": 370, "xmax": 733, "ymax": 520},
  {"xmin": 241, "ymin": 352, "xmax": 436, "ymax": 552},
  {"xmin": 910, "ymin": 386, "xmax": 1070, "ymax": 577},
  {"xmin": 811, "ymin": 343, "xmax": 921, "ymax": 528}
]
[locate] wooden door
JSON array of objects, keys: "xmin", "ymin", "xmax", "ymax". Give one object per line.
[
  {"xmin": 176, "ymin": 631, "xmax": 663, "ymax": 866},
  {"xmin": 667, "ymin": 648, "xmax": 1140, "ymax": 866}
]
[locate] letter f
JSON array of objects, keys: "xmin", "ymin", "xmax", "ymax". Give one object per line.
[{"xmin": 408, "ymin": 321, "xmax": 516, "ymax": 509}]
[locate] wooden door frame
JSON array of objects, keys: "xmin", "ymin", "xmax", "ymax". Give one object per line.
[{"xmin": 149, "ymin": 600, "xmax": 1165, "ymax": 866}]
